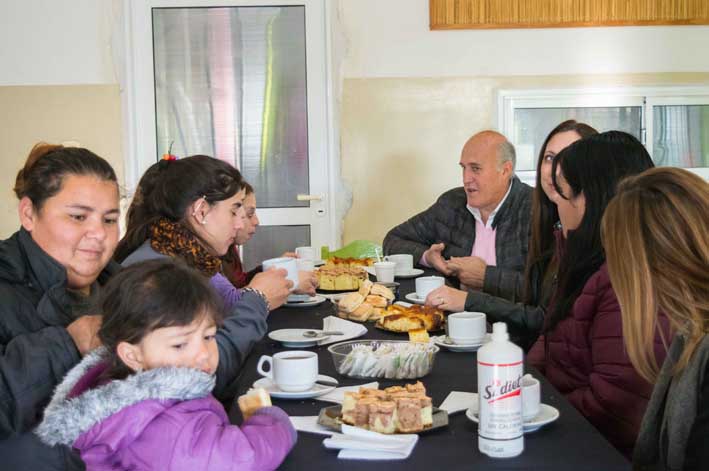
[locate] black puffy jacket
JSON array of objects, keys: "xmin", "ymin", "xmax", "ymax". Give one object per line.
[{"xmin": 0, "ymin": 229, "xmax": 119, "ymax": 437}]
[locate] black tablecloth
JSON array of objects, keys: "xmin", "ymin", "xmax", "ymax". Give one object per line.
[{"xmin": 228, "ymin": 275, "xmax": 630, "ymax": 470}]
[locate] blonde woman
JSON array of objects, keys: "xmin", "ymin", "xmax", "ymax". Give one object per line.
[{"xmin": 602, "ymin": 167, "xmax": 709, "ymax": 470}]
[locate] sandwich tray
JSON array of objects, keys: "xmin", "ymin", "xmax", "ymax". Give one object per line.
[{"xmin": 317, "ymin": 405, "xmax": 448, "ymax": 435}]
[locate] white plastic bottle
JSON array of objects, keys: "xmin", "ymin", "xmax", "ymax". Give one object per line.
[{"xmin": 477, "ymin": 322, "xmax": 524, "ymax": 458}]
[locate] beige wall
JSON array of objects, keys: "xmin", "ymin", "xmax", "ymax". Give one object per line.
[
  {"xmin": 341, "ymin": 73, "xmax": 709, "ymax": 245},
  {"xmin": 0, "ymin": 85, "xmax": 124, "ymax": 239}
]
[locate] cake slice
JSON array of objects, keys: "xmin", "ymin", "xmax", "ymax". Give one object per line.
[
  {"xmin": 395, "ymin": 397, "xmax": 423, "ymax": 433},
  {"xmin": 368, "ymin": 401, "xmax": 397, "ymax": 434}
]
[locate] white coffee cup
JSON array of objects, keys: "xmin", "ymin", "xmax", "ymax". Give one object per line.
[
  {"xmin": 447, "ymin": 311, "xmax": 486, "ymax": 344},
  {"xmin": 385, "ymin": 254, "xmax": 414, "ymax": 276},
  {"xmin": 522, "ymin": 374, "xmax": 541, "ymax": 421},
  {"xmin": 295, "ymin": 246, "xmax": 316, "ymax": 261},
  {"xmin": 256, "ymin": 350, "xmax": 318, "ymax": 392},
  {"xmin": 296, "ymin": 259, "xmax": 315, "ymax": 272},
  {"xmin": 262, "ymin": 257, "xmax": 299, "ymax": 289},
  {"xmin": 374, "ymin": 261, "xmax": 396, "ymax": 282},
  {"xmin": 415, "ymin": 276, "xmax": 445, "ymax": 299}
]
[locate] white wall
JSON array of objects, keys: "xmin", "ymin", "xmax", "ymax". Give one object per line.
[
  {"xmin": 0, "ymin": 0, "xmax": 118, "ymax": 86},
  {"xmin": 339, "ymin": 0, "xmax": 709, "ymax": 78}
]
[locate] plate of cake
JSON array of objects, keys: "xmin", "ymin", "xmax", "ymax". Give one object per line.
[
  {"xmin": 317, "ymin": 382, "xmax": 448, "ymax": 434},
  {"xmin": 334, "ymin": 280, "xmax": 395, "ymax": 322},
  {"xmin": 316, "ymin": 260, "xmax": 369, "ymax": 292}
]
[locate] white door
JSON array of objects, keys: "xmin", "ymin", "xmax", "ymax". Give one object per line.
[{"xmin": 122, "ymin": 0, "xmax": 334, "ymax": 267}]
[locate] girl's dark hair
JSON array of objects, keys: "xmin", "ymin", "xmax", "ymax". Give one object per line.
[
  {"xmin": 546, "ymin": 130, "xmax": 655, "ymax": 331},
  {"xmin": 98, "ymin": 258, "xmax": 223, "ymax": 380},
  {"xmin": 524, "ymin": 120, "xmax": 598, "ymax": 304},
  {"xmin": 114, "ymin": 155, "xmax": 244, "ymax": 262},
  {"xmin": 243, "ymin": 181, "xmax": 254, "ymax": 196},
  {"xmin": 14, "ymin": 143, "xmax": 117, "ymax": 210}
]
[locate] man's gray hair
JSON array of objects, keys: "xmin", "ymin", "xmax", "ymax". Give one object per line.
[{"xmin": 497, "ymin": 140, "xmax": 516, "ymax": 173}]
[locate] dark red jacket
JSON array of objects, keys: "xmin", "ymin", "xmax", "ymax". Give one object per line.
[{"xmin": 528, "ymin": 263, "xmax": 669, "ymax": 456}]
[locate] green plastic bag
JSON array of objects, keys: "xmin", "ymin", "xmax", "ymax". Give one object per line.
[{"xmin": 320, "ymin": 240, "xmax": 382, "ymax": 260}]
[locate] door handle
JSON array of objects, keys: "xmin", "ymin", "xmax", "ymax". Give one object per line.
[{"xmin": 297, "ymin": 194, "xmax": 323, "ymax": 201}]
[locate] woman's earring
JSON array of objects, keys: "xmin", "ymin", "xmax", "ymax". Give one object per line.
[{"xmin": 201, "ymin": 218, "xmax": 207, "ymax": 225}]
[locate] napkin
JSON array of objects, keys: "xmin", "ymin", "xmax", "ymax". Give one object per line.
[
  {"xmin": 315, "ymin": 382, "xmax": 379, "ymax": 404},
  {"xmin": 323, "ymin": 424, "xmax": 418, "ymax": 460},
  {"xmin": 317, "ymin": 316, "xmax": 368, "ymax": 346},
  {"xmin": 289, "ymin": 416, "xmax": 334, "ymax": 436},
  {"xmin": 439, "ymin": 391, "xmax": 478, "ymax": 414}
]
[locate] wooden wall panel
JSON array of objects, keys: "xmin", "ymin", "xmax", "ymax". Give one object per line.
[{"xmin": 430, "ymin": 0, "xmax": 709, "ymax": 30}]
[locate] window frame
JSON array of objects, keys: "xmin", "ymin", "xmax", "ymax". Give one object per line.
[{"xmin": 498, "ymin": 86, "xmax": 709, "ymax": 185}]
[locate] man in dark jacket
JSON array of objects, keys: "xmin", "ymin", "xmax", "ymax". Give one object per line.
[{"xmin": 383, "ymin": 131, "xmax": 532, "ymax": 301}]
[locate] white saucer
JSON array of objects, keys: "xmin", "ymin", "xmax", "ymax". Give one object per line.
[
  {"xmin": 364, "ymin": 267, "xmax": 424, "ymax": 279},
  {"xmin": 431, "ymin": 333, "xmax": 491, "ymax": 352},
  {"xmin": 268, "ymin": 329, "xmax": 330, "ymax": 347},
  {"xmin": 313, "ymin": 259, "xmax": 326, "ymax": 267},
  {"xmin": 253, "ymin": 374, "xmax": 338, "ymax": 399},
  {"xmin": 404, "ymin": 292, "xmax": 427, "ymax": 305},
  {"xmin": 465, "ymin": 394, "xmax": 560, "ymax": 433},
  {"xmin": 395, "ymin": 268, "xmax": 425, "ymax": 279},
  {"xmin": 284, "ymin": 295, "xmax": 328, "ymax": 308}
]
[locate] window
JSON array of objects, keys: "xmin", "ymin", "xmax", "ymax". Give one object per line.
[{"xmin": 499, "ymin": 87, "xmax": 709, "ymax": 185}]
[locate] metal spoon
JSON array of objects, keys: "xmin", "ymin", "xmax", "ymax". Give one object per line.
[
  {"xmin": 442, "ymin": 336, "xmax": 455, "ymax": 345},
  {"xmin": 302, "ymin": 330, "xmax": 344, "ymax": 338}
]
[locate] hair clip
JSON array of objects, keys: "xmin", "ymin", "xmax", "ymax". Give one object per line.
[{"xmin": 161, "ymin": 141, "xmax": 177, "ymax": 161}]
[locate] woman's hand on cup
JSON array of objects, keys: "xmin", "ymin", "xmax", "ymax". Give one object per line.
[
  {"xmin": 66, "ymin": 315, "xmax": 103, "ymax": 356},
  {"xmin": 293, "ymin": 270, "xmax": 318, "ymax": 296},
  {"xmin": 425, "ymin": 285, "xmax": 467, "ymax": 312},
  {"xmin": 248, "ymin": 268, "xmax": 293, "ymax": 309}
]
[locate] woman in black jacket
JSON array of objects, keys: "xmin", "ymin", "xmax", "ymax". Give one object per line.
[
  {"xmin": 0, "ymin": 143, "xmax": 121, "ymax": 468},
  {"xmin": 424, "ymin": 121, "xmax": 597, "ymax": 350}
]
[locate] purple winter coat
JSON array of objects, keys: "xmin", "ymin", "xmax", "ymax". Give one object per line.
[
  {"xmin": 35, "ymin": 349, "xmax": 297, "ymax": 470},
  {"xmin": 528, "ymin": 263, "xmax": 669, "ymax": 456}
]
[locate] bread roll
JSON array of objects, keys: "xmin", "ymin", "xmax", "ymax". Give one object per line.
[{"xmin": 237, "ymin": 388, "xmax": 272, "ymax": 420}]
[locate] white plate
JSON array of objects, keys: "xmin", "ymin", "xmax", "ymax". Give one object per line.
[
  {"xmin": 284, "ymin": 295, "xmax": 328, "ymax": 308},
  {"xmin": 465, "ymin": 395, "xmax": 560, "ymax": 433},
  {"xmin": 268, "ymin": 329, "xmax": 330, "ymax": 347},
  {"xmin": 404, "ymin": 292, "xmax": 427, "ymax": 305},
  {"xmin": 364, "ymin": 267, "xmax": 425, "ymax": 279},
  {"xmin": 253, "ymin": 374, "xmax": 338, "ymax": 399},
  {"xmin": 431, "ymin": 333, "xmax": 491, "ymax": 352}
]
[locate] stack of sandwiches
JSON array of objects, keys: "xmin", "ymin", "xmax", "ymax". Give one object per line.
[{"xmin": 336, "ymin": 280, "xmax": 395, "ymax": 321}]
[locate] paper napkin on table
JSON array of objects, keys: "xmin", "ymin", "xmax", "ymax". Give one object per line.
[
  {"xmin": 439, "ymin": 391, "xmax": 478, "ymax": 414},
  {"xmin": 317, "ymin": 316, "xmax": 367, "ymax": 346},
  {"xmin": 289, "ymin": 416, "xmax": 334, "ymax": 436},
  {"xmin": 323, "ymin": 424, "xmax": 418, "ymax": 460},
  {"xmin": 315, "ymin": 382, "xmax": 379, "ymax": 404}
]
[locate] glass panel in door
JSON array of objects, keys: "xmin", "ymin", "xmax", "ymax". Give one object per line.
[{"xmin": 152, "ymin": 6, "xmax": 309, "ymax": 208}]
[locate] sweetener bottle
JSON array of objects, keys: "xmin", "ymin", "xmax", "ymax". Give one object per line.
[{"xmin": 477, "ymin": 322, "xmax": 524, "ymax": 458}]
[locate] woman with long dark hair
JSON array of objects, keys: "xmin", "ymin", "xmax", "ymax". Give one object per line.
[{"xmin": 524, "ymin": 131, "xmax": 666, "ymax": 455}]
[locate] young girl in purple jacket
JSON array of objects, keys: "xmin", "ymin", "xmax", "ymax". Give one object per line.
[{"xmin": 35, "ymin": 259, "xmax": 297, "ymax": 470}]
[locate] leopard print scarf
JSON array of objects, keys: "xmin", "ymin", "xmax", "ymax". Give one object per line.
[{"xmin": 149, "ymin": 218, "xmax": 222, "ymax": 277}]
